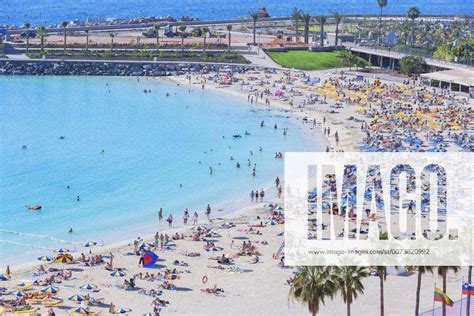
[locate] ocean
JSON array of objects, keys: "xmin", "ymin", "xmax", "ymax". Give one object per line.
[
  {"xmin": 0, "ymin": 75, "xmax": 324, "ymax": 264},
  {"xmin": 1, "ymin": 0, "xmax": 471, "ymax": 26}
]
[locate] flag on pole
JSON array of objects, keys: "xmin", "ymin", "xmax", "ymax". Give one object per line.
[
  {"xmin": 434, "ymin": 287, "xmax": 454, "ymax": 307},
  {"xmin": 462, "ymin": 283, "xmax": 474, "ymax": 296}
]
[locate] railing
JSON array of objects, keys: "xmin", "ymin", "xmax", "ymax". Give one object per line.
[{"xmin": 349, "ymin": 44, "xmax": 473, "ymax": 69}]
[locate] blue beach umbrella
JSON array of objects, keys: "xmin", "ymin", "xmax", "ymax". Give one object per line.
[
  {"xmin": 79, "ymin": 284, "xmax": 98, "ymax": 292},
  {"xmin": 114, "ymin": 308, "xmax": 132, "ymax": 314},
  {"xmin": 193, "ymin": 225, "xmax": 208, "ymax": 233},
  {"xmin": 83, "ymin": 241, "xmax": 97, "ymax": 247},
  {"xmin": 0, "ymin": 274, "xmax": 10, "ymax": 281},
  {"xmin": 41, "ymin": 285, "xmax": 59, "ymax": 294},
  {"xmin": 9, "ymin": 290, "xmax": 28, "ymax": 297},
  {"xmin": 110, "ymin": 271, "xmax": 126, "ymax": 277},
  {"xmin": 37, "ymin": 256, "xmax": 53, "ymax": 262},
  {"xmin": 70, "ymin": 307, "xmax": 90, "ymax": 314},
  {"xmin": 205, "ymin": 246, "xmax": 223, "ymax": 252},
  {"xmin": 54, "ymin": 248, "xmax": 70, "ymax": 253},
  {"xmin": 68, "ymin": 294, "xmax": 86, "ymax": 302}
]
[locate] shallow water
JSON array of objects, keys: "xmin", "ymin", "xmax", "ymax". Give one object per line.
[
  {"xmin": 0, "ymin": 75, "xmax": 325, "ymax": 264},
  {"xmin": 1, "ymin": 0, "xmax": 470, "ymax": 26}
]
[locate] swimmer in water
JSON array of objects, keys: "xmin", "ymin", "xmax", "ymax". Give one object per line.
[
  {"xmin": 260, "ymin": 121, "xmax": 265, "ymax": 127},
  {"xmin": 68, "ymin": 228, "xmax": 73, "ymax": 233},
  {"xmin": 166, "ymin": 93, "xmax": 170, "ymax": 97},
  {"xmin": 230, "ymin": 156, "xmax": 234, "ymax": 160},
  {"xmin": 76, "ymin": 196, "xmax": 80, "ymax": 202},
  {"xmin": 236, "ymin": 162, "xmax": 240, "ymax": 168}
]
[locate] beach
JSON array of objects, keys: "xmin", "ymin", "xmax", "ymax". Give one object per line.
[{"xmin": 1, "ymin": 67, "xmax": 472, "ymax": 315}]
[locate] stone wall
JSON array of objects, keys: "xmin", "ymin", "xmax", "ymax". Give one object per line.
[{"xmin": 0, "ymin": 60, "xmax": 262, "ymax": 76}]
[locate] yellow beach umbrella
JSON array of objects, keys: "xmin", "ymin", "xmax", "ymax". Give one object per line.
[{"xmin": 56, "ymin": 253, "xmax": 73, "ymax": 263}]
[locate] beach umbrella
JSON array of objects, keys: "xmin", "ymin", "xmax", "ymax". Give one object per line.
[
  {"xmin": 205, "ymin": 246, "xmax": 223, "ymax": 252},
  {"xmin": 41, "ymin": 285, "xmax": 59, "ymax": 294},
  {"xmin": 16, "ymin": 282, "xmax": 33, "ymax": 290},
  {"xmin": 193, "ymin": 225, "xmax": 208, "ymax": 233},
  {"xmin": 54, "ymin": 248, "xmax": 70, "ymax": 253},
  {"xmin": 37, "ymin": 256, "xmax": 53, "ymax": 262},
  {"xmin": 70, "ymin": 307, "xmax": 90, "ymax": 315},
  {"xmin": 143, "ymin": 250, "xmax": 158, "ymax": 268},
  {"xmin": 68, "ymin": 294, "xmax": 86, "ymax": 302},
  {"xmin": 114, "ymin": 308, "xmax": 131, "ymax": 314},
  {"xmin": 0, "ymin": 274, "xmax": 10, "ymax": 281},
  {"xmin": 83, "ymin": 241, "xmax": 97, "ymax": 247},
  {"xmin": 138, "ymin": 242, "xmax": 154, "ymax": 250},
  {"xmin": 110, "ymin": 271, "xmax": 125, "ymax": 278},
  {"xmin": 129, "ymin": 238, "xmax": 143, "ymax": 246},
  {"xmin": 79, "ymin": 284, "xmax": 98, "ymax": 292},
  {"xmin": 56, "ymin": 253, "xmax": 73, "ymax": 263},
  {"xmin": 9, "ymin": 290, "xmax": 28, "ymax": 297}
]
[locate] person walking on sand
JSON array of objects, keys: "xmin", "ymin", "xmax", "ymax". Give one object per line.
[
  {"xmin": 158, "ymin": 208, "xmax": 163, "ymax": 221},
  {"xmin": 275, "ymin": 177, "xmax": 280, "ymax": 187},
  {"xmin": 154, "ymin": 232, "xmax": 159, "ymax": 247},
  {"xmin": 260, "ymin": 189, "xmax": 265, "ymax": 202},
  {"xmin": 167, "ymin": 214, "xmax": 173, "ymax": 228},
  {"xmin": 335, "ymin": 131, "xmax": 339, "ymax": 146},
  {"xmin": 183, "ymin": 209, "xmax": 189, "ymax": 225},
  {"xmin": 139, "ymin": 248, "xmax": 145, "ymax": 267},
  {"xmin": 193, "ymin": 212, "xmax": 199, "ymax": 225},
  {"xmin": 205, "ymin": 204, "xmax": 211, "ymax": 220}
]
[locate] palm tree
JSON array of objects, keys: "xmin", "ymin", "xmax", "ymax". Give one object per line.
[
  {"xmin": 84, "ymin": 29, "xmax": 90, "ymax": 53},
  {"xmin": 333, "ymin": 266, "xmax": 368, "ymax": 316},
  {"xmin": 23, "ymin": 23, "xmax": 31, "ymax": 54},
  {"xmin": 291, "ymin": 8, "xmax": 302, "ymax": 42},
  {"xmin": 437, "ymin": 266, "xmax": 460, "ymax": 316},
  {"xmin": 201, "ymin": 27, "xmax": 209, "ymax": 54},
  {"xmin": 399, "ymin": 22, "xmax": 410, "ymax": 46},
  {"xmin": 333, "ymin": 12, "xmax": 343, "ymax": 46},
  {"xmin": 301, "ymin": 13, "xmax": 312, "ymax": 45},
  {"xmin": 375, "ymin": 266, "xmax": 387, "ymax": 316},
  {"xmin": 289, "ymin": 266, "xmax": 336, "ymax": 315},
  {"xmin": 316, "ymin": 16, "xmax": 327, "ymax": 47},
  {"xmin": 407, "ymin": 7, "xmax": 420, "ymax": 47},
  {"xmin": 61, "ymin": 21, "xmax": 68, "ymax": 55},
  {"xmin": 377, "ymin": 0, "xmax": 388, "ymax": 45},
  {"xmin": 109, "ymin": 32, "xmax": 115, "ymax": 52},
  {"xmin": 249, "ymin": 11, "xmax": 259, "ymax": 45},
  {"xmin": 411, "ymin": 266, "xmax": 433, "ymax": 316},
  {"xmin": 468, "ymin": 266, "xmax": 472, "ymax": 316},
  {"xmin": 154, "ymin": 23, "xmax": 161, "ymax": 51},
  {"xmin": 178, "ymin": 25, "xmax": 187, "ymax": 55},
  {"xmin": 37, "ymin": 26, "xmax": 47, "ymax": 54},
  {"xmin": 226, "ymin": 24, "xmax": 232, "ymax": 51}
]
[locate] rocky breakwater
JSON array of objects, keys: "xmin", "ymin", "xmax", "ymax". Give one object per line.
[{"xmin": 0, "ymin": 60, "xmax": 258, "ymax": 76}]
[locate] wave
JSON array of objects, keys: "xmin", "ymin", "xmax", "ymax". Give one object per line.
[
  {"xmin": 0, "ymin": 229, "xmax": 82, "ymax": 245},
  {"xmin": 0, "ymin": 240, "xmax": 56, "ymax": 251}
]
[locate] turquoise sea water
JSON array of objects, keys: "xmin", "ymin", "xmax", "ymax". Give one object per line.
[
  {"xmin": 0, "ymin": 76, "xmax": 325, "ymax": 265},
  {"xmin": 1, "ymin": 0, "xmax": 471, "ymax": 26}
]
